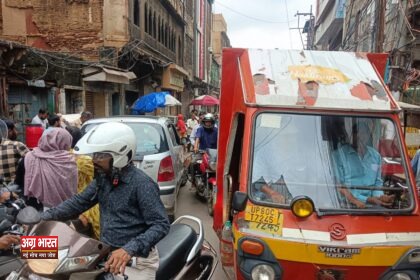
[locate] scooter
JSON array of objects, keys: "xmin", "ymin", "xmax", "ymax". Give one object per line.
[
  {"xmin": 0, "ymin": 203, "xmax": 41, "ymax": 280},
  {"xmin": 8, "ymin": 215, "xmax": 217, "ymax": 280},
  {"xmin": 191, "ymin": 149, "xmax": 218, "ymax": 216}
]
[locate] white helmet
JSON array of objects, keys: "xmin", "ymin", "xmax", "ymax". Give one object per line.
[{"xmin": 74, "ymin": 122, "xmax": 136, "ymax": 169}]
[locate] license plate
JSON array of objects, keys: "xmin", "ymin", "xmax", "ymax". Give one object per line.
[
  {"xmin": 248, "ymin": 221, "xmax": 283, "ymax": 235},
  {"xmin": 244, "ymin": 205, "xmax": 281, "ymax": 225}
]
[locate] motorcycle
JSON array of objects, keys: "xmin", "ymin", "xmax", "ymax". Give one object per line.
[
  {"xmin": 0, "ymin": 202, "xmax": 41, "ymax": 280},
  {"xmin": 8, "ymin": 215, "xmax": 217, "ymax": 280},
  {"xmin": 191, "ymin": 149, "xmax": 217, "ymax": 216}
]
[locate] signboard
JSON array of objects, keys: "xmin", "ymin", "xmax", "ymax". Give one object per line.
[{"xmin": 21, "ymin": 236, "xmax": 58, "ymax": 259}]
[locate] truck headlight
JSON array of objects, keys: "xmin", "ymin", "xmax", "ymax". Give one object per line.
[
  {"xmin": 389, "ymin": 272, "xmax": 412, "ymax": 280},
  {"xmin": 251, "ymin": 264, "xmax": 275, "ymax": 280},
  {"xmin": 408, "ymin": 251, "xmax": 420, "ymax": 264}
]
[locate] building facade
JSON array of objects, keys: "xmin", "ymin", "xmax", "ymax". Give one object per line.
[
  {"xmin": 0, "ymin": 0, "xmax": 216, "ymax": 125},
  {"xmin": 212, "ymin": 13, "xmax": 231, "ymax": 66},
  {"xmin": 314, "ymin": 0, "xmax": 346, "ymax": 50}
]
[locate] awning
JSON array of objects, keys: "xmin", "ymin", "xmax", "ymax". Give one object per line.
[
  {"xmin": 82, "ymin": 66, "xmax": 136, "ymax": 84},
  {"xmin": 398, "ymin": 101, "xmax": 420, "ymax": 112}
]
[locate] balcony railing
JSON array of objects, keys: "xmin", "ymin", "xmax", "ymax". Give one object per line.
[{"xmin": 144, "ymin": 33, "xmax": 176, "ymax": 62}]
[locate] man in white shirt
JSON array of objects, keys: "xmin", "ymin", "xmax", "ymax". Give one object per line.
[
  {"xmin": 189, "ymin": 111, "xmax": 205, "ymax": 146},
  {"xmin": 31, "ymin": 109, "xmax": 48, "ymax": 129},
  {"xmin": 186, "ymin": 110, "xmax": 199, "ymax": 136},
  {"xmin": 70, "ymin": 111, "xmax": 93, "ymax": 128}
]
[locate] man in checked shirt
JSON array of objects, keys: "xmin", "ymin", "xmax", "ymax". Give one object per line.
[{"xmin": 0, "ymin": 119, "xmax": 29, "ymax": 184}]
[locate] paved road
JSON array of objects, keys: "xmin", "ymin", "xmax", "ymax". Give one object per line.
[{"xmin": 175, "ymin": 182, "xmax": 228, "ymax": 280}]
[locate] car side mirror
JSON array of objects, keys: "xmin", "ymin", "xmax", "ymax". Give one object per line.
[
  {"xmin": 17, "ymin": 206, "xmax": 41, "ymax": 225},
  {"xmin": 232, "ymin": 191, "xmax": 248, "ymax": 212}
]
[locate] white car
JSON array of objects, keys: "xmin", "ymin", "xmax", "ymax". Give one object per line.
[{"xmin": 81, "ymin": 116, "xmax": 188, "ymax": 221}]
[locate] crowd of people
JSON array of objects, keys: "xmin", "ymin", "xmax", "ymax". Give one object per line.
[
  {"xmin": 0, "ymin": 107, "xmax": 218, "ymax": 277},
  {"xmin": 176, "ymin": 109, "xmax": 219, "ymax": 153}
]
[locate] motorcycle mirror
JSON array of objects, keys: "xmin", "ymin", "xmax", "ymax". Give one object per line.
[
  {"xmin": 232, "ymin": 191, "xmax": 248, "ymax": 212},
  {"xmin": 17, "ymin": 206, "xmax": 41, "ymax": 225},
  {"xmin": 0, "ymin": 219, "xmax": 12, "ymax": 233}
]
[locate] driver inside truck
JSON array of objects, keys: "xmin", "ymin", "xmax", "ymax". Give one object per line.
[{"xmin": 332, "ymin": 122, "xmax": 395, "ymax": 209}]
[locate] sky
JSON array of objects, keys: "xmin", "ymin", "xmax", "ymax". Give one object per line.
[{"xmin": 213, "ymin": 0, "xmax": 317, "ymax": 50}]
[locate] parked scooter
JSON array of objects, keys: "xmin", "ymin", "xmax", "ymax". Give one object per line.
[
  {"xmin": 8, "ymin": 215, "xmax": 217, "ymax": 280},
  {"xmin": 191, "ymin": 149, "xmax": 218, "ymax": 216},
  {"xmin": 0, "ymin": 203, "xmax": 41, "ymax": 280}
]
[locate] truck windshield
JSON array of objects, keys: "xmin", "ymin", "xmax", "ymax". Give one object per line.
[{"xmin": 250, "ymin": 113, "xmax": 414, "ymax": 213}]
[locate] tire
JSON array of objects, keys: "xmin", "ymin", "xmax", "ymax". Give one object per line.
[
  {"xmin": 207, "ymin": 185, "xmax": 214, "ymax": 216},
  {"xmin": 180, "ymin": 170, "xmax": 188, "ymax": 187},
  {"xmin": 207, "ymin": 195, "xmax": 214, "ymax": 216},
  {"xmin": 195, "ymin": 177, "xmax": 206, "ymax": 201}
]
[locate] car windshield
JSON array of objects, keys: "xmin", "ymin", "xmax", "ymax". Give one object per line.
[
  {"xmin": 83, "ymin": 122, "xmax": 169, "ymax": 158},
  {"xmin": 250, "ymin": 113, "xmax": 414, "ymax": 214}
]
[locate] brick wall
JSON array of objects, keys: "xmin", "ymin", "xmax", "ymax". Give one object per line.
[{"xmin": 1, "ymin": 0, "xmax": 105, "ymax": 60}]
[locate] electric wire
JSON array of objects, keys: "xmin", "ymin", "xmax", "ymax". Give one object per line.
[
  {"xmin": 215, "ymin": 0, "xmax": 297, "ymax": 24},
  {"xmin": 284, "ymin": 0, "xmax": 293, "ymax": 49}
]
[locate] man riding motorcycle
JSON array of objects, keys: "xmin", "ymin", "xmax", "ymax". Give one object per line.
[
  {"xmin": 41, "ymin": 122, "xmax": 170, "ymax": 278},
  {"xmin": 194, "ymin": 113, "xmax": 218, "ymax": 153}
]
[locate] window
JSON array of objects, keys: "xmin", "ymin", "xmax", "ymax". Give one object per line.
[
  {"xmin": 153, "ymin": 12, "xmax": 157, "ymax": 38},
  {"xmin": 250, "ymin": 113, "xmax": 413, "ymax": 214},
  {"xmin": 133, "ymin": 0, "xmax": 140, "ymax": 26},
  {"xmin": 164, "ymin": 24, "xmax": 168, "ymax": 47},
  {"xmin": 160, "ymin": 20, "xmax": 164, "ymax": 44},
  {"xmin": 158, "ymin": 16, "xmax": 161, "ymax": 42},
  {"xmin": 178, "ymin": 36, "xmax": 182, "ymax": 63},
  {"xmin": 82, "ymin": 122, "xmax": 169, "ymax": 159},
  {"xmin": 168, "ymin": 124, "xmax": 181, "ymax": 146},
  {"xmin": 144, "ymin": 3, "xmax": 148, "ymax": 32},
  {"xmin": 148, "ymin": 10, "xmax": 152, "ymax": 35}
]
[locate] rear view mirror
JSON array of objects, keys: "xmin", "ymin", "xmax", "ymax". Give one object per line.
[
  {"xmin": 0, "ymin": 219, "xmax": 12, "ymax": 232},
  {"xmin": 17, "ymin": 207, "xmax": 41, "ymax": 225},
  {"xmin": 232, "ymin": 191, "xmax": 248, "ymax": 212}
]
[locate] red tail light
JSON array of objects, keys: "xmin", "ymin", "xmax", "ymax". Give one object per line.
[{"xmin": 158, "ymin": 156, "xmax": 175, "ymax": 182}]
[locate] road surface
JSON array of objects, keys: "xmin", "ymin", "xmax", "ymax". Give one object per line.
[{"xmin": 175, "ymin": 182, "xmax": 228, "ymax": 280}]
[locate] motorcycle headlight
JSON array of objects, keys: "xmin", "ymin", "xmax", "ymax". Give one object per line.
[
  {"xmin": 251, "ymin": 264, "xmax": 275, "ymax": 280},
  {"xmin": 27, "ymin": 248, "xmax": 70, "ymax": 275},
  {"xmin": 388, "ymin": 272, "xmax": 412, "ymax": 280},
  {"xmin": 55, "ymin": 253, "xmax": 99, "ymax": 273}
]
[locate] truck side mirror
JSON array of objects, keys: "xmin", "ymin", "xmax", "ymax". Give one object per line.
[{"xmin": 232, "ymin": 191, "xmax": 248, "ymax": 212}]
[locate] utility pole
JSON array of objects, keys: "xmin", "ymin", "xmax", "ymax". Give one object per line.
[
  {"xmin": 290, "ymin": 6, "xmax": 315, "ymax": 50},
  {"xmin": 376, "ymin": 0, "xmax": 386, "ymax": 52}
]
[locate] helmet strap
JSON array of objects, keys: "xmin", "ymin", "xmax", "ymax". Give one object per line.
[
  {"xmin": 112, "ymin": 172, "xmax": 120, "ymax": 187},
  {"xmin": 111, "ymin": 168, "xmax": 121, "ymax": 187}
]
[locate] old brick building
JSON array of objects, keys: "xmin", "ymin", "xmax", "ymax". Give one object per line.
[{"xmin": 0, "ymin": 0, "xmax": 216, "ymax": 125}]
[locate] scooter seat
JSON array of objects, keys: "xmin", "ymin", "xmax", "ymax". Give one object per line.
[{"xmin": 156, "ymin": 223, "xmax": 197, "ymax": 280}]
